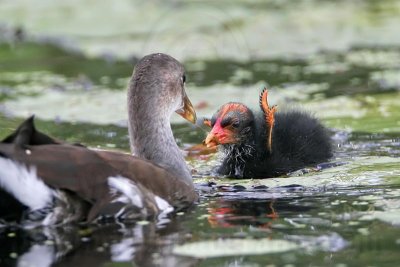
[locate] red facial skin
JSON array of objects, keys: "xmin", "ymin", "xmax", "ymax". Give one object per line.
[
  {"xmin": 204, "ymin": 103, "xmax": 248, "ymax": 148},
  {"xmin": 205, "ymin": 118, "xmax": 237, "ymax": 147},
  {"xmin": 205, "ymin": 88, "xmax": 277, "ymax": 151}
]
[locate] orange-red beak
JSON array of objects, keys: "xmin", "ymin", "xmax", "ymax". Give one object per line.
[{"xmin": 204, "ymin": 119, "xmax": 237, "ymax": 148}]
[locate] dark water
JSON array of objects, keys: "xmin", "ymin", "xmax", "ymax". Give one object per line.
[
  {"xmin": 1, "ymin": 32, "xmax": 400, "ymax": 266},
  {"xmin": 1, "ymin": 185, "xmax": 400, "ymax": 266}
]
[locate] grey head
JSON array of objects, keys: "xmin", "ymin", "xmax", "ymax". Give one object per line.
[
  {"xmin": 129, "ymin": 54, "xmax": 188, "ymax": 117},
  {"xmin": 127, "ymin": 53, "xmax": 196, "ymax": 182}
]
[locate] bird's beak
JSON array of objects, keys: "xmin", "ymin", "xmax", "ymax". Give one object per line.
[
  {"xmin": 204, "ymin": 120, "xmax": 238, "ymax": 148},
  {"xmin": 204, "ymin": 131, "xmax": 219, "ymax": 148},
  {"xmin": 176, "ymin": 93, "xmax": 197, "ymax": 124},
  {"xmin": 204, "ymin": 121, "xmax": 225, "ymax": 148}
]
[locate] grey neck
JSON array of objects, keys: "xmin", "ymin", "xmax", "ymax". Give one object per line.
[{"xmin": 127, "ymin": 89, "xmax": 193, "ymax": 185}]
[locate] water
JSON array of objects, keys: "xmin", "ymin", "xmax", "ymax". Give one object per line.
[{"xmin": 1, "ymin": 0, "xmax": 400, "ymax": 266}]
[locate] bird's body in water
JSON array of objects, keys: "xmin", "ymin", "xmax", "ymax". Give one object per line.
[
  {"xmin": 204, "ymin": 88, "xmax": 333, "ymax": 178},
  {"xmin": 0, "ymin": 53, "xmax": 198, "ymax": 227}
]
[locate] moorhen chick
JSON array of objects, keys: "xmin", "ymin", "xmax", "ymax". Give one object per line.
[
  {"xmin": 204, "ymin": 88, "xmax": 332, "ymax": 178},
  {"xmin": 0, "ymin": 53, "xmax": 198, "ymax": 227}
]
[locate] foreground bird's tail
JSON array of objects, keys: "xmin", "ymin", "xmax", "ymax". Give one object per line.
[
  {"xmin": 0, "ymin": 158, "xmax": 54, "ymax": 211},
  {"xmin": 2, "ymin": 115, "xmax": 61, "ymax": 146},
  {"xmin": 0, "ymin": 116, "xmax": 57, "ymax": 225},
  {"xmin": 0, "ymin": 157, "xmax": 57, "ymax": 227}
]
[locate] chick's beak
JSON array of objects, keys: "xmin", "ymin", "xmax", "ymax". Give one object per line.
[
  {"xmin": 176, "ymin": 93, "xmax": 197, "ymax": 124},
  {"xmin": 204, "ymin": 121, "xmax": 236, "ymax": 148},
  {"xmin": 204, "ymin": 130, "xmax": 219, "ymax": 148}
]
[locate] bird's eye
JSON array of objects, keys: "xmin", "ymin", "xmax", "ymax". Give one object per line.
[
  {"xmin": 232, "ymin": 121, "xmax": 240, "ymax": 128},
  {"xmin": 182, "ymin": 74, "xmax": 186, "ymax": 84},
  {"xmin": 220, "ymin": 117, "xmax": 231, "ymax": 128}
]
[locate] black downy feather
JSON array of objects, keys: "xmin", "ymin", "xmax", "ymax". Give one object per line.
[{"xmin": 216, "ymin": 108, "xmax": 333, "ymax": 178}]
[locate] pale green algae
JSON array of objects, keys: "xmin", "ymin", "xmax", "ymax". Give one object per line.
[
  {"xmin": 2, "ymin": 0, "xmax": 400, "ymax": 60},
  {"xmin": 194, "ymin": 156, "xmax": 400, "ymax": 189},
  {"xmin": 2, "ymin": 80, "xmax": 399, "ymax": 133},
  {"xmin": 173, "ymin": 239, "xmax": 299, "ymax": 258},
  {"xmin": 359, "ymin": 189, "xmax": 400, "ymax": 226}
]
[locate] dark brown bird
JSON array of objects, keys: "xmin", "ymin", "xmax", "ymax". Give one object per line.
[
  {"xmin": 204, "ymin": 88, "xmax": 332, "ymax": 178},
  {"xmin": 0, "ymin": 53, "xmax": 198, "ymax": 227}
]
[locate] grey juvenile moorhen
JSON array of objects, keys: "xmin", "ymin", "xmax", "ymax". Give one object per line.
[
  {"xmin": 204, "ymin": 88, "xmax": 332, "ymax": 178},
  {"xmin": 0, "ymin": 53, "xmax": 198, "ymax": 226}
]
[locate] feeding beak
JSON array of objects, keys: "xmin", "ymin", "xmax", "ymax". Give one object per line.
[
  {"xmin": 204, "ymin": 131, "xmax": 219, "ymax": 148},
  {"xmin": 176, "ymin": 92, "xmax": 197, "ymax": 124},
  {"xmin": 204, "ymin": 120, "xmax": 237, "ymax": 148}
]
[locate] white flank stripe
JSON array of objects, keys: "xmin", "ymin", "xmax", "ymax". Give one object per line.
[
  {"xmin": 108, "ymin": 176, "xmax": 143, "ymax": 208},
  {"xmin": 155, "ymin": 195, "xmax": 174, "ymax": 225},
  {"xmin": 0, "ymin": 158, "xmax": 54, "ymax": 210},
  {"xmin": 154, "ymin": 195, "xmax": 173, "ymax": 213}
]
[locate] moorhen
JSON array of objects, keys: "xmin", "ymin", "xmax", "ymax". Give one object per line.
[
  {"xmin": 204, "ymin": 88, "xmax": 332, "ymax": 178},
  {"xmin": 0, "ymin": 53, "xmax": 198, "ymax": 226}
]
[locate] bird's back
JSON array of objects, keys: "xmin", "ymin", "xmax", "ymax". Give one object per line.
[
  {"xmin": 249, "ymin": 110, "xmax": 332, "ymax": 177},
  {"xmin": 0, "ymin": 118, "xmax": 197, "ymax": 225}
]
